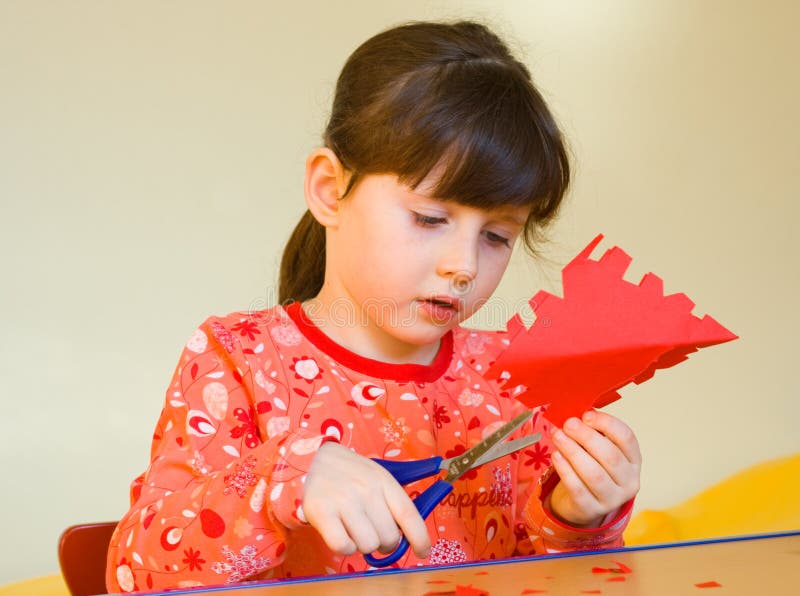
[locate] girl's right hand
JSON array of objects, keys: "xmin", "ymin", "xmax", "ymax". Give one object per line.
[{"xmin": 303, "ymin": 441, "xmax": 431, "ymax": 559}]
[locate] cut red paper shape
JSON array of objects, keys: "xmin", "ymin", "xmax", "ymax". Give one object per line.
[
  {"xmin": 614, "ymin": 562, "xmax": 632, "ymax": 574},
  {"xmin": 485, "ymin": 234, "xmax": 738, "ymax": 427},
  {"xmin": 455, "ymin": 585, "xmax": 489, "ymax": 596},
  {"xmin": 607, "ymin": 577, "xmax": 626, "ymax": 582},
  {"xmin": 695, "ymin": 581, "xmax": 722, "ymax": 588},
  {"xmin": 592, "ymin": 561, "xmax": 633, "ymax": 574}
]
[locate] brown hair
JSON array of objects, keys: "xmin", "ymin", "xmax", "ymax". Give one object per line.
[{"xmin": 279, "ymin": 21, "xmax": 570, "ymax": 304}]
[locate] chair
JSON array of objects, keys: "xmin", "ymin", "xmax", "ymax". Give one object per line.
[
  {"xmin": 0, "ymin": 574, "xmax": 68, "ymax": 596},
  {"xmin": 624, "ymin": 453, "xmax": 800, "ymax": 545},
  {"xmin": 58, "ymin": 522, "xmax": 118, "ymax": 596}
]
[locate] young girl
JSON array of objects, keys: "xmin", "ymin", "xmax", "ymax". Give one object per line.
[{"xmin": 106, "ymin": 20, "xmax": 641, "ymax": 592}]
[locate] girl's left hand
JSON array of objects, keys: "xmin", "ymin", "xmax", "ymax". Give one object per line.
[{"xmin": 548, "ymin": 410, "xmax": 641, "ymax": 528}]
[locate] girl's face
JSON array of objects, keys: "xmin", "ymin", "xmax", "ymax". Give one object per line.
[{"xmin": 313, "ymin": 173, "xmax": 529, "ymax": 364}]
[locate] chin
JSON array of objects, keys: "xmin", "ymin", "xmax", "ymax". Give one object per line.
[{"xmin": 390, "ymin": 321, "xmax": 454, "ymax": 347}]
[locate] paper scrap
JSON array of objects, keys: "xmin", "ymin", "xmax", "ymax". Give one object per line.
[
  {"xmin": 695, "ymin": 581, "xmax": 722, "ymax": 588},
  {"xmin": 455, "ymin": 585, "xmax": 489, "ymax": 596},
  {"xmin": 592, "ymin": 561, "xmax": 632, "ymax": 575}
]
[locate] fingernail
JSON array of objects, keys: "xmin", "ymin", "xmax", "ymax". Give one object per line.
[
  {"xmin": 583, "ymin": 411, "xmax": 595, "ymax": 423},
  {"xmin": 564, "ymin": 418, "xmax": 580, "ymax": 432},
  {"xmin": 552, "ymin": 429, "xmax": 565, "ymax": 442}
]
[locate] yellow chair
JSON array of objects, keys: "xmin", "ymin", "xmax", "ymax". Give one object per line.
[
  {"xmin": 624, "ymin": 453, "xmax": 800, "ymax": 545},
  {"xmin": 0, "ymin": 575, "xmax": 68, "ymax": 596}
]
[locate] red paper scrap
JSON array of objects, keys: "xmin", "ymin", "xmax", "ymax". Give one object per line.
[
  {"xmin": 422, "ymin": 591, "xmax": 455, "ymax": 596},
  {"xmin": 475, "ymin": 571, "xmax": 489, "ymax": 575},
  {"xmin": 615, "ymin": 562, "xmax": 632, "ymax": 574},
  {"xmin": 695, "ymin": 581, "xmax": 722, "ymax": 588},
  {"xmin": 521, "ymin": 590, "xmax": 547, "ymax": 594},
  {"xmin": 607, "ymin": 577, "xmax": 626, "ymax": 582},
  {"xmin": 592, "ymin": 561, "xmax": 633, "ymax": 575},
  {"xmin": 455, "ymin": 585, "xmax": 489, "ymax": 596},
  {"xmin": 427, "ymin": 580, "xmax": 452, "ymax": 584},
  {"xmin": 485, "ymin": 234, "xmax": 737, "ymax": 427}
]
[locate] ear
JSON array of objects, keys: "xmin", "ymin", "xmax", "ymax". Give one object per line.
[{"xmin": 304, "ymin": 148, "xmax": 349, "ymax": 228}]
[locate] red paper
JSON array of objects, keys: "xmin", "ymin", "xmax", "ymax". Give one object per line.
[
  {"xmin": 485, "ymin": 235, "xmax": 737, "ymax": 426},
  {"xmin": 614, "ymin": 562, "xmax": 632, "ymax": 574},
  {"xmin": 695, "ymin": 581, "xmax": 722, "ymax": 588},
  {"xmin": 455, "ymin": 585, "xmax": 489, "ymax": 596},
  {"xmin": 592, "ymin": 561, "xmax": 632, "ymax": 574}
]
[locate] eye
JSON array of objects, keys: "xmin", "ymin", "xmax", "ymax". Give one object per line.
[
  {"xmin": 485, "ymin": 230, "xmax": 511, "ymax": 248},
  {"xmin": 412, "ymin": 212, "xmax": 447, "ymax": 227}
]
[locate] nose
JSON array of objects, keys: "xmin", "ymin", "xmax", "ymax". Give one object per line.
[{"xmin": 436, "ymin": 230, "xmax": 478, "ymax": 295}]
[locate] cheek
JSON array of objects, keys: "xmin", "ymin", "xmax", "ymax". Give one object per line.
[
  {"xmin": 463, "ymin": 252, "xmax": 512, "ymax": 306},
  {"xmin": 481, "ymin": 249, "xmax": 513, "ymax": 286}
]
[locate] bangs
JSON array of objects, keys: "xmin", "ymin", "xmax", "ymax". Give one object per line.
[{"xmin": 378, "ymin": 59, "xmax": 569, "ymax": 224}]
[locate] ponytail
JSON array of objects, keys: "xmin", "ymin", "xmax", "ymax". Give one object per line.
[{"xmin": 278, "ymin": 210, "xmax": 326, "ymax": 305}]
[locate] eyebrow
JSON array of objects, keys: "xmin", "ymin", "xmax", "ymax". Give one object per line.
[{"xmin": 495, "ymin": 212, "xmax": 527, "ymax": 227}]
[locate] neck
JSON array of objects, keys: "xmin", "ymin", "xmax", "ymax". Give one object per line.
[{"xmin": 301, "ymin": 290, "xmax": 441, "ymax": 365}]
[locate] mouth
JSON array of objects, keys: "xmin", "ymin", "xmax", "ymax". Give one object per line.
[{"xmin": 420, "ymin": 295, "xmax": 463, "ymax": 312}]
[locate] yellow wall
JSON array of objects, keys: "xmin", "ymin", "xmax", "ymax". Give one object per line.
[{"xmin": 1, "ymin": 0, "xmax": 797, "ymax": 584}]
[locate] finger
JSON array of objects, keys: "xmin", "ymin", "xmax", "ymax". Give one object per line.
[
  {"xmin": 310, "ymin": 506, "xmax": 357, "ymax": 556},
  {"xmin": 363, "ymin": 499, "xmax": 402, "ymax": 554},
  {"xmin": 339, "ymin": 504, "xmax": 382, "ymax": 555},
  {"xmin": 383, "ymin": 479, "xmax": 430, "ymax": 559},
  {"xmin": 561, "ymin": 417, "xmax": 632, "ymax": 488},
  {"xmin": 582, "ymin": 410, "xmax": 642, "ymax": 466},
  {"xmin": 552, "ymin": 425, "xmax": 616, "ymax": 503},
  {"xmin": 550, "ymin": 449, "xmax": 603, "ymax": 524}
]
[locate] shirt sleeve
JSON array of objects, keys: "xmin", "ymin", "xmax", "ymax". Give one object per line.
[{"xmin": 106, "ymin": 316, "xmax": 326, "ymax": 593}]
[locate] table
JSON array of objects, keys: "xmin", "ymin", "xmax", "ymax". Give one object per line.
[{"xmin": 130, "ymin": 531, "xmax": 800, "ymax": 596}]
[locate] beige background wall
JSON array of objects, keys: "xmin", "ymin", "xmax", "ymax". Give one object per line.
[{"xmin": 1, "ymin": 0, "xmax": 798, "ymax": 585}]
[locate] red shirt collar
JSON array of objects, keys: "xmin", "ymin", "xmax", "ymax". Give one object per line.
[{"xmin": 283, "ymin": 301, "xmax": 453, "ymax": 383}]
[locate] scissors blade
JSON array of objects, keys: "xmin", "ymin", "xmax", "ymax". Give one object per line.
[
  {"xmin": 443, "ymin": 410, "xmax": 533, "ymax": 481},
  {"xmin": 471, "ymin": 432, "xmax": 542, "ymax": 469}
]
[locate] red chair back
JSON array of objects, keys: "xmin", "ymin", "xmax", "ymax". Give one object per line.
[{"xmin": 58, "ymin": 522, "xmax": 118, "ymax": 596}]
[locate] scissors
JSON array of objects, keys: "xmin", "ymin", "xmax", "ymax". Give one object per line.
[{"xmin": 364, "ymin": 410, "xmax": 541, "ymax": 567}]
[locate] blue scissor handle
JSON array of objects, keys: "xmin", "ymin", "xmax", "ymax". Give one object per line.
[
  {"xmin": 371, "ymin": 456, "xmax": 444, "ymax": 485},
  {"xmin": 363, "ymin": 478, "xmax": 454, "ymax": 567}
]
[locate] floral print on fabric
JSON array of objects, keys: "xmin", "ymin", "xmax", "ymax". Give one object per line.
[{"xmin": 105, "ymin": 306, "xmax": 632, "ymax": 592}]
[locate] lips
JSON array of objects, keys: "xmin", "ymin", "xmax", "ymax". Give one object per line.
[{"xmin": 421, "ymin": 295, "xmax": 462, "ymax": 311}]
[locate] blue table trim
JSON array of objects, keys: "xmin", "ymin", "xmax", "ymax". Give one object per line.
[{"xmin": 134, "ymin": 529, "xmax": 800, "ymax": 595}]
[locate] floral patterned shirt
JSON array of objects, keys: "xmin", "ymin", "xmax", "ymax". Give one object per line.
[{"xmin": 106, "ymin": 302, "xmax": 632, "ymax": 592}]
